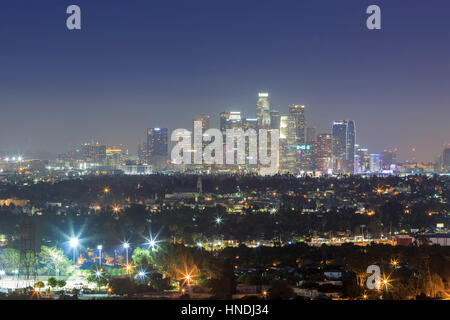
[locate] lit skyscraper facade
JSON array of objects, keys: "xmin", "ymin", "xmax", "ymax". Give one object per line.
[
  {"xmin": 270, "ymin": 110, "xmax": 281, "ymax": 130},
  {"xmin": 147, "ymin": 127, "xmax": 168, "ymax": 170},
  {"xmin": 282, "ymin": 105, "xmax": 307, "ymax": 173},
  {"xmin": 288, "ymin": 105, "xmax": 307, "ymax": 145},
  {"xmin": 346, "ymin": 120, "xmax": 356, "ymax": 173},
  {"xmin": 382, "ymin": 148, "xmax": 398, "ymax": 170},
  {"xmin": 369, "ymin": 153, "xmax": 382, "ymax": 172},
  {"xmin": 356, "ymin": 146, "xmax": 370, "ymax": 173},
  {"xmin": 257, "ymin": 92, "xmax": 271, "ymax": 129},
  {"xmin": 81, "ymin": 142, "xmax": 106, "ymax": 165},
  {"xmin": 442, "ymin": 148, "xmax": 450, "ymax": 173},
  {"xmin": 193, "ymin": 114, "xmax": 211, "ymax": 171},
  {"xmin": 279, "ymin": 116, "xmax": 289, "ymax": 172},
  {"xmin": 219, "ymin": 111, "xmax": 231, "ymax": 133},
  {"xmin": 298, "ymin": 144, "xmax": 314, "ymax": 172},
  {"xmin": 332, "ymin": 120, "xmax": 356, "ymax": 174},
  {"xmin": 193, "ymin": 114, "xmax": 211, "ymax": 131},
  {"xmin": 306, "ymin": 126, "xmax": 316, "ymax": 144},
  {"xmin": 315, "ymin": 133, "xmax": 332, "ymax": 172}
]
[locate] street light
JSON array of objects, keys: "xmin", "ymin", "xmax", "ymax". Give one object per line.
[
  {"xmin": 184, "ymin": 274, "xmax": 193, "ymax": 295},
  {"xmin": 123, "ymin": 242, "xmax": 130, "ymax": 265},
  {"xmin": 144, "ymin": 234, "xmax": 158, "ymax": 251},
  {"xmin": 390, "ymin": 259, "xmax": 399, "ymax": 267},
  {"xmin": 69, "ymin": 237, "xmax": 79, "ymax": 264},
  {"xmin": 137, "ymin": 270, "xmax": 147, "ymax": 280},
  {"xmin": 97, "ymin": 245, "xmax": 103, "ymax": 267}
]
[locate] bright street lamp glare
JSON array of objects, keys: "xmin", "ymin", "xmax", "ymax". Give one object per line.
[
  {"xmin": 69, "ymin": 237, "xmax": 79, "ymax": 248},
  {"xmin": 149, "ymin": 240, "xmax": 156, "ymax": 247},
  {"xmin": 97, "ymin": 245, "xmax": 103, "ymax": 250},
  {"xmin": 123, "ymin": 242, "xmax": 130, "ymax": 249}
]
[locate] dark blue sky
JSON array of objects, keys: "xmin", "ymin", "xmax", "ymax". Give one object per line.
[{"xmin": 0, "ymin": 0, "xmax": 449, "ymax": 161}]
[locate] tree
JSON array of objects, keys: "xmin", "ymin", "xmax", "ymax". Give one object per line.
[
  {"xmin": 268, "ymin": 280, "xmax": 295, "ymax": 300},
  {"xmin": 38, "ymin": 246, "xmax": 71, "ymax": 276},
  {"xmin": 57, "ymin": 280, "xmax": 67, "ymax": 288},
  {"xmin": 206, "ymin": 261, "xmax": 236, "ymax": 299},
  {"xmin": 109, "ymin": 276, "xmax": 136, "ymax": 296},
  {"xmin": 0, "ymin": 248, "xmax": 20, "ymax": 273},
  {"xmin": 132, "ymin": 247, "xmax": 152, "ymax": 269},
  {"xmin": 87, "ymin": 264, "xmax": 111, "ymax": 288},
  {"xmin": 47, "ymin": 277, "xmax": 58, "ymax": 289},
  {"xmin": 148, "ymin": 272, "xmax": 172, "ymax": 291}
]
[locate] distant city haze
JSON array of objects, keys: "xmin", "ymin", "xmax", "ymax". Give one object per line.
[{"xmin": 0, "ymin": 0, "xmax": 449, "ymax": 162}]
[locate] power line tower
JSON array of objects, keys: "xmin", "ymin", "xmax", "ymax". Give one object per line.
[{"xmin": 18, "ymin": 220, "xmax": 38, "ymax": 288}]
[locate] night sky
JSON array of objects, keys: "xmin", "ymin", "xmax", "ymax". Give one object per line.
[{"xmin": 0, "ymin": 0, "xmax": 449, "ymax": 161}]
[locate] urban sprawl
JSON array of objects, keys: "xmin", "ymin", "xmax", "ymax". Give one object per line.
[{"xmin": 0, "ymin": 92, "xmax": 449, "ymax": 300}]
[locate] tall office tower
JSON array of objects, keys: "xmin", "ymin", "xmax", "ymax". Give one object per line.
[
  {"xmin": 257, "ymin": 92, "xmax": 271, "ymax": 129},
  {"xmin": 242, "ymin": 118, "xmax": 259, "ymax": 169},
  {"xmin": 285, "ymin": 116, "xmax": 298, "ymax": 173},
  {"xmin": 382, "ymin": 148, "xmax": 398, "ymax": 170},
  {"xmin": 283, "ymin": 105, "xmax": 307, "ymax": 173},
  {"xmin": 298, "ymin": 144, "xmax": 315, "ymax": 172},
  {"xmin": 193, "ymin": 114, "xmax": 211, "ymax": 131},
  {"xmin": 443, "ymin": 147, "xmax": 450, "ymax": 172},
  {"xmin": 221, "ymin": 111, "xmax": 242, "ymax": 131},
  {"xmin": 288, "ymin": 105, "xmax": 307, "ymax": 145},
  {"xmin": 243, "ymin": 118, "xmax": 258, "ymax": 130},
  {"xmin": 147, "ymin": 128, "xmax": 168, "ymax": 171},
  {"xmin": 315, "ymin": 133, "xmax": 332, "ymax": 172},
  {"xmin": 279, "ymin": 116, "xmax": 288, "ymax": 140},
  {"xmin": 193, "ymin": 114, "xmax": 211, "ymax": 170},
  {"xmin": 81, "ymin": 142, "xmax": 107, "ymax": 165},
  {"xmin": 270, "ymin": 110, "xmax": 281, "ymax": 130},
  {"xmin": 279, "ymin": 116, "xmax": 289, "ymax": 172},
  {"xmin": 220, "ymin": 111, "xmax": 242, "ymax": 172},
  {"xmin": 138, "ymin": 141, "xmax": 148, "ymax": 164},
  {"xmin": 306, "ymin": 126, "xmax": 317, "ymax": 144},
  {"xmin": 346, "ymin": 120, "xmax": 356, "ymax": 173},
  {"xmin": 369, "ymin": 153, "xmax": 382, "ymax": 172},
  {"xmin": 332, "ymin": 120, "xmax": 356, "ymax": 173},
  {"xmin": 219, "ymin": 111, "xmax": 231, "ymax": 133},
  {"xmin": 106, "ymin": 146, "xmax": 127, "ymax": 167},
  {"xmin": 356, "ymin": 146, "xmax": 370, "ymax": 173}
]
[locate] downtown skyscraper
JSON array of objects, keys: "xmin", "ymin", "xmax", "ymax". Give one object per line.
[
  {"xmin": 332, "ymin": 120, "xmax": 356, "ymax": 174},
  {"xmin": 147, "ymin": 127, "xmax": 168, "ymax": 170},
  {"xmin": 282, "ymin": 105, "xmax": 307, "ymax": 173},
  {"xmin": 256, "ymin": 92, "xmax": 271, "ymax": 129}
]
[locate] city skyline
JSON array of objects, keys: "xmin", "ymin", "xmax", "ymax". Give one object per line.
[
  {"xmin": 1, "ymin": 1, "xmax": 450, "ymax": 162},
  {"xmin": 1, "ymin": 90, "xmax": 449, "ymax": 167},
  {"xmin": 1, "ymin": 0, "xmax": 450, "ymax": 303}
]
